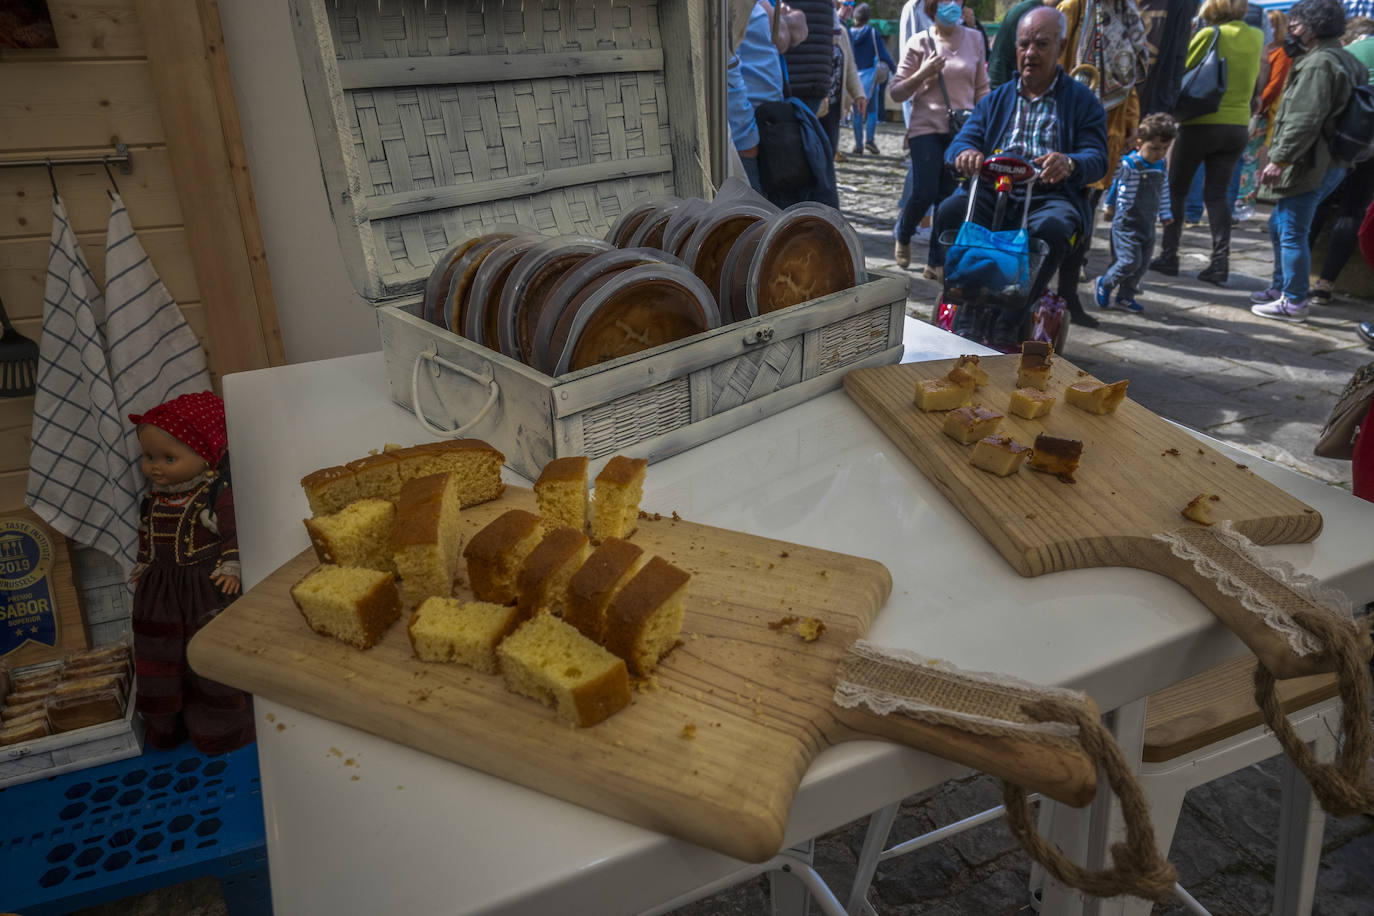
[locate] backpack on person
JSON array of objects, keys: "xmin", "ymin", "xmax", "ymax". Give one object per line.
[{"xmin": 1324, "ymin": 47, "xmax": 1374, "ymax": 163}]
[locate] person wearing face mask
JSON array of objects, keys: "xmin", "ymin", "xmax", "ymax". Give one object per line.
[
  {"xmin": 889, "ymin": 0, "xmax": 989, "ymax": 272},
  {"xmin": 1250, "ymin": 0, "xmax": 1367, "ymax": 322}
]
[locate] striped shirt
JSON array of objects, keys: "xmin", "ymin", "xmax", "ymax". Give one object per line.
[{"xmin": 996, "ymin": 73, "xmax": 1060, "ymax": 160}]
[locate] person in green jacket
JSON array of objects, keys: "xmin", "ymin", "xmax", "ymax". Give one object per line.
[{"xmin": 1251, "ymin": 0, "xmax": 1366, "ymax": 321}]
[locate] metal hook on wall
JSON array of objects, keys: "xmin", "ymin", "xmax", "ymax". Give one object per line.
[
  {"xmin": 102, "ymin": 156, "xmax": 120, "ymax": 200},
  {"xmin": 45, "ymin": 159, "xmax": 59, "ymax": 202}
]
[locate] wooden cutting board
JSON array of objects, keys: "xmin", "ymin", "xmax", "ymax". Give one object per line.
[
  {"xmin": 845, "ymin": 357, "xmax": 1331, "ymax": 677},
  {"xmin": 189, "ymin": 486, "xmax": 1096, "ymax": 863}
]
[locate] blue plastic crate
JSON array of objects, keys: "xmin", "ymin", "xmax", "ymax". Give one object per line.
[{"xmin": 0, "ymin": 743, "xmax": 271, "ymax": 915}]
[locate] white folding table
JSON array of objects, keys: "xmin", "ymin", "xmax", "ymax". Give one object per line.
[{"xmin": 222, "ymin": 318, "xmax": 1374, "ymax": 915}]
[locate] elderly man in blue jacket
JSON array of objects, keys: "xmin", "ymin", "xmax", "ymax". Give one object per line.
[{"xmin": 933, "ymin": 6, "xmax": 1108, "ymax": 347}]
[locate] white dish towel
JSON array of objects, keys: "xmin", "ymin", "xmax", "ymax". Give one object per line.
[
  {"xmin": 27, "ymin": 195, "xmax": 141, "ymax": 576},
  {"xmin": 103, "ymin": 191, "xmax": 212, "ymax": 497}
]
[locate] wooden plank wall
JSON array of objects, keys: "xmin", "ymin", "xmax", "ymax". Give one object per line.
[{"xmin": 0, "ymin": 0, "xmax": 282, "ymax": 515}]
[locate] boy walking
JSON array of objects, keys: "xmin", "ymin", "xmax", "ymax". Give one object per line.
[{"xmin": 1096, "ymin": 114, "xmax": 1178, "ymax": 313}]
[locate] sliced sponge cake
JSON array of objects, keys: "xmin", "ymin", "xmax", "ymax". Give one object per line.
[
  {"xmin": 534, "ymin": 456, "xmax": 589, "ymax": 533},
  {"xmin": 290, "ymin": 565, "xmax": 401, "ymax": 649},
  {"xmin": 464, "ymin": 509, "xmax": 544, "ymax": 604},
  {"xmin": 592, "ymin": 455, "xmax": 647, "ymax": 541},
  {"xmin": 347, "ymin": 452, "xmax": 404, "ymax": 503},
  {"xmin": 603, "ymin": 556, "xmax": 690, "ymax": 676},
  {"xmin": 515, "ymin": 527, "xmax": 590, "ymax": 620},
  {"xmin": 497, "ymin": 614, "xmax": 631, "ymax": 727},
  {"xmin": 393, "ymin": 439, "xmax": 505, "ymax": 507},
  {"xmin": 564, "ymin": 537, "xmax": 645, "ymax": 643},
  {"xmin": 304, "ymin": 498, "xmax": 396, "ymax": 573},
  {"xmin": 408, "ymin": 596, "xmax": 521, "ymax": 672},
  {"xmin": 392, "ymin": 473, "xmax": 464, "ymax": 608},
  {"xmin": 300, "ymin": 466, "xmax": 359, "ymax": 517}
]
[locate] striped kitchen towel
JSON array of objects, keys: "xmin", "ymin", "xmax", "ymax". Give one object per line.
[
  {"xmin": 27, "ymin": 195, "xmax": 141, "ymax": 576},
  {"xmin": 103, "ymin": 191, "xmax": 211, "ymax": 496}
]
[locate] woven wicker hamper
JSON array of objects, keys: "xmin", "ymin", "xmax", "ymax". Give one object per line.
[{"xmin": 291, "ymin": 0, "xmax": 907, "ymax": 478}]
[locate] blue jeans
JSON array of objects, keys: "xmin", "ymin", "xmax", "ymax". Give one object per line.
[
  {"xmin": 1184, "ymin": 160, "xmax": 1242, "ymax": 221},
  {"xmin": 895, "ymin": 133, "xmax": 953, "ymax": 254},
  {"xmin": 853, "ymin": 80, "xmax": 884, "ymax": 147},
  {"xmin": 1269, "ymin": 167, "xmax": 1348, "ymax": 301}
]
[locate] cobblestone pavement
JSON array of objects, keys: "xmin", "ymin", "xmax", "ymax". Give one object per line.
[{"xmin": 84, "ymin": 120, "xmax": 1373, "ymax": 916}]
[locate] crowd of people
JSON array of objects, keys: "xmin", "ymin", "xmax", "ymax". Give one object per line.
[{"xmin": 725, "ymin": 0, "xmax": 1374, "ymax": 353}]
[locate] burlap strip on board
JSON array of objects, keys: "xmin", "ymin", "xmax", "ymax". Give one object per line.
[{"xmin": 834, "ymin": 643, "xmax": 1178, "ymax": 902}]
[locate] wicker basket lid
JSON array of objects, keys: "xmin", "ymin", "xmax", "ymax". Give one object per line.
[
  {"xmin": 497, "ymin": 237, "xmax": 612, "ymax": 362},
  {"xmin": 462, "ymin": 235, "xmax": 544, "ymax": 346},
  {"xmin": 745, "ymin": 204, "xmax": 866, "ymax": 317},
  {"xmin": 550, "ymin": 263, "xmax": 721, "ymax": 376},
  {"xmin": 529, "ymin": 247, "xmax": 682, "ymax": 374}
]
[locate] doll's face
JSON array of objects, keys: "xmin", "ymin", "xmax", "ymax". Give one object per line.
[{"xmin": 138, "ymin": 424, "xmax": 208, "ymax": 488}]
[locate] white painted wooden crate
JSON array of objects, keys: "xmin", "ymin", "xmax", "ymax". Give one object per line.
[{"xmin": 294, "ymin": 0, "xmax": 904, "ymax": 478}]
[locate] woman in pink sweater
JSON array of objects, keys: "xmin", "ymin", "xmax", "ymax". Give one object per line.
[{"xmin": 889, "ymin": 0, "xmax": 989, "ymax": 275}]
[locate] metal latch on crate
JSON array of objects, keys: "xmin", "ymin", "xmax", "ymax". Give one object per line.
[{"xmin": 743, "ymin": 326, "xmax": 774, "ymax": 346}]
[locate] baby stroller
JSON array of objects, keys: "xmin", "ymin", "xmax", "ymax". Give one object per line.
[{"xmin": 934, "ymin": 153, "xmax": 1069, "ymax": 353}]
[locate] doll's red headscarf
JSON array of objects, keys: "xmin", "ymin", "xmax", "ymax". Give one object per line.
[{"xmin": 130, "ymin": 391, "xmax": 228, "ymax": 468}]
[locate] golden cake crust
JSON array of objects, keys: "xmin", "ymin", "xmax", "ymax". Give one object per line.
[
  {"xmin": 537, "ymin": 456, "xmax": 590, "ymax": 485},
  {"xmin": 596, "ymin": 455, "xmax": 648, "ymax": 487},
  {"xmin": 291, "ymin": 565, "xmax": 402, "ymax": 649},
  {"xmin": 516, "ymin": 527, "xmax": 591, "ymax": 617},
  {"xmin": 463, "ymin": 509, "xmax": 543, "ymax": 603},
  {"xmin": 391, "ymin": 474, "xmax": 452, "ymax": 548},
  {"xmin": 1029, "ymin": 434, "xmax": 1083, "ymax": 483}
]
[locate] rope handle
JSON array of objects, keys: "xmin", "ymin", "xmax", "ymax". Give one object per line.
[
  {"xmin": 1001, "ymin": 699, "xmax": 1179, "ymax": 904},
  {"xmin": 408, "ymin": 345, "xmax": 499, "ymax": 437},
  {"xmin": 1253, "ymin": 609, "xmax": 1374, "ymax": 818}
]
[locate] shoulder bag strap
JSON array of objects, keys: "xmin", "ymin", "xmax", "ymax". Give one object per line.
[{"xmin": 930, "ymin": 28, "xmax": 956, "ymax": 116}]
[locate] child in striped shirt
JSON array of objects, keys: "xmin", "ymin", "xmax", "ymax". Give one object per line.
[{"xmin": 1095, "ymin": 114, "xmax": 1178, "ymax": 313}]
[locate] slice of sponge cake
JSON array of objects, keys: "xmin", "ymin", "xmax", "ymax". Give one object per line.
[
  {"xmin": 464, "ymin": 509, "xmax": 544, "ymax": 604},
  {"xmin": 304, "ymin": 498, "xmax": 396, "ymax": 573},
  {"xmin": 592, "ymin": 455, "xmax": 647, "ymax": 541},
  {"xmin": 392, "ymin": 473, "xmax": 464, "ymax": 609},
  {"xmin": 515, "ymin": 527, "xmax": 591, "ymax": 620},
  {"xmin": 534, "ymin": 456, "xmax": 589, "ymax": 533},
  {"xmin": 408, "ymin": 596, "xmax": 521, "ymax": 672},
  {"xmin": 497, "ymin": 614, "xmax": 631, "ymax": 727},
  {"xmin": 290, "ymin": 565, "xmax": 401, "ymax": 649},
  {"xmin": 603, "ymin": 556, "xmax": 690, "ymax": 677},
  {"xmin": 565, "ymin": 537, "xmax": 645, "ymax": 643}
]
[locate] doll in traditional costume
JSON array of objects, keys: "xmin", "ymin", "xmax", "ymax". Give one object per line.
[{"xmin": 129, "ymin": 391, "xmax": 254, "ymax": 752}]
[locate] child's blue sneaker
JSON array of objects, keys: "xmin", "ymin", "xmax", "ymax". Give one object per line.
[
  {"xmin": 1116, "ymin": 296, "xmax": 1145, "ymax": 313},
  {"xmin": 1094, "ymin": 277, "xmax": 1112, "ymax": 309}
]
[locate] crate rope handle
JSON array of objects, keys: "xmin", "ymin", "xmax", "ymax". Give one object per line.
[{"xmin": 409, "ymin": 346, "xmax": 499, "ymax": 437}]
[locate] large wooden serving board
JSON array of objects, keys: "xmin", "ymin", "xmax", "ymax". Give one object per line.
[
  {"xmin": 846, "ymin": 358, "xmax": 1332, "ymax": 677},
  {"xmin": 189, "ymin": 486, "xmax": 1096, "ymax": 862}
]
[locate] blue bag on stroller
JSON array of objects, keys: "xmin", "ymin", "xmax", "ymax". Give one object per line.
[{"xmin": 944, "ymin": 223, "xmax": 1032, "ymax": 303}]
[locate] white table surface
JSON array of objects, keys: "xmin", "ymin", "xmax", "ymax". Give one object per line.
[{"xmin": 222, "ymin": 318, "xmax": 1374, "ymax": 915}]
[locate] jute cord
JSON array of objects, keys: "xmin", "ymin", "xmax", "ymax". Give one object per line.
[
  {"xmin": 1001, "ymin": 699, "xmax": 1179, "ymax": 903},
  {"xmin": 1252, "ymin": 609, "xmax": 1374, "ymax": 818}
]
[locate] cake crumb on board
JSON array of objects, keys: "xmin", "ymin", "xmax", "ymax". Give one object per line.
[{"xmin": 681, "ymin": 723, "xmax": 697, "ymax": 740}]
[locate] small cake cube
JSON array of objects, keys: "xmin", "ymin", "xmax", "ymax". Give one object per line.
[
  {"xmin": 942, "ymin": 404, "xmax": 1004, "ymax": 445},
  {"xmin": 970, "ymin": 435, "xmax": 1032, "ymax": 477},
  {"xmin": 1065, "ymin": 379, "xmax": 1130, "ymax": 415},
  {"xmin": 515, "ymin": 527, "xmax": 591, "ymax": 619},
  {"xmin": 304, "ymin": 498, "xmax": 396, "ymax": 574},
  {"xmin": 1029, "ymin": 434, "xmax": 1083, "ymax": 483},
  {"xmin": 592, "ymin": 456, "xmax": 647, "ymax": 541},
  {"xmin": 408, "ymin": 596, "xmax": 521, "ymax": 672},
  {"xmin": 1017, "ymin": 341, "xmax": 1053, "ymax": 390},
  {"xmin": 952, "ymin": 354, "xmax": 989, "ymax": 388},
  {"xmin": 1008, "ymin": 387, "xmax": 1057, "ymax": 419},
  {"xmin": 565, "ymin": 537, "xmax": 646, "ymax": 643},
  {"xmin": 290, "ymin": 565, "xmax": 401, "ymax": 649},
  {"xmin": 603, "ymin": 556, "xmax": 691, "ymax": 677},
  {"xmin": 300, "ymin": 465, "xmax": 360, "ymax": 517},
  {"xmin": 535, "ymin": 456, "xmax": 590, "ymax": 533},
  {"xmin": 392, "ymin": 473, "xmax": 464, "ymax": 609},
  {"xmin": 914, "ymin": 377, "xmax": 974, "ymax": 412},
  {"xmin": 464, "ymin": 509, "xmax": 544, "ymax": 604},
  {"xmin": 1182, "ymin": 493, "xmax": 1219, "ymax": 526},
  {"xmin": 497, "ymin": 614, "xmax": 631, "ymax": 727}
]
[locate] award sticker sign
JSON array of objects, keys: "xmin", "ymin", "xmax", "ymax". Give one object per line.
[{"xmin": 0, "ymin": 517, "xmax": 59, "ymax": 656}]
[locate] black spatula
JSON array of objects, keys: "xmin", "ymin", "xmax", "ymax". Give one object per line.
[{"xmin": 0, "ymin": 294, "xmax": 39, "ymax": 398}]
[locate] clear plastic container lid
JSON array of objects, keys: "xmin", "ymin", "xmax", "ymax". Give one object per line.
[
  {"xmin": 744, "ymin": 203, "xmax": 866, "ymax": 318},
  {"xmin": 604, "ymin": 199, "xmax": 672, "ymax": 247},
  {"xmin": 461, "ymin": 235, "xmax": 545, "ymax": 348},
  {"xmin": 718, "ymin": 219, "xmax": 769, "ymax": 324},
  {"xmin": 680, "ymin": 203, "xmax": 773, "ymax": 308},
  {"xmin": 624, "ymin": 200, "xmax": 687, "ymax": 250},
  {"xmin": 550, "ymin": 262, "xmax": 721, "ymax": 376},
  {"xmin": 529, "ymin": 247, "xmax": 682, "ymax": 375},
  {"xmin": 660, "ymin": 198, "xmax": 709, "ymax": 259},
  {"xmin": 422, "ymin": 224, "xmax": 537, "ymax": 327},
  {"xmin": 441, "ymin": 235, "xmax": 518, "ymax": 334},
  {"xmin": 496, "ymin": 237, "xmax": 612, "ymax": 363}
]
